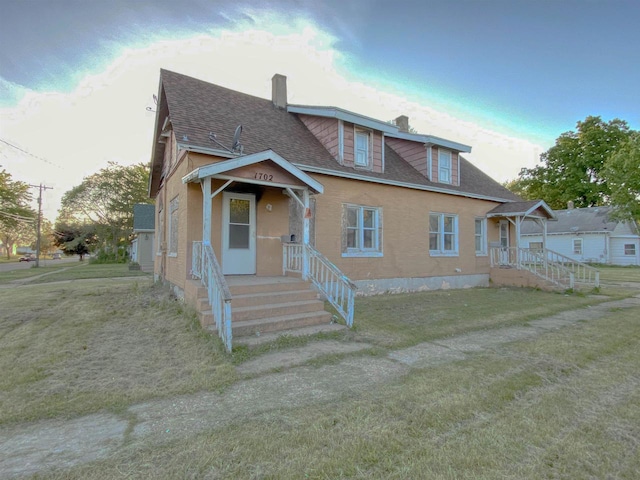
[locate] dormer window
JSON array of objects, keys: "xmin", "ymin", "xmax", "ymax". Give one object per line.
[
  {"xmin": 439, "ymin": 150, "xmax": 451, "ymax": 184},
  {"xmin": 355, "ymin": 129, "xmax": 371, "ymax": 168}
]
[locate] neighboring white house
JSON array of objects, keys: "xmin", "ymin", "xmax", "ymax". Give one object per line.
[
  {"xmin": 521, "ymin": 206, "xmax": 640, "ymax": 266},
  {"xmin": 131, "ymin": 204, "xmax": 155, "ymax": 272}
]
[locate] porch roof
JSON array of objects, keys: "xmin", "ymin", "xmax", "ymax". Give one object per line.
[
  {"xmin": 181, "ymin": 149, "xmax": 324, "ymax": 194},
  {"xmin": 486, "ymin": 200, "xmax": 556, "ymax": 220}
]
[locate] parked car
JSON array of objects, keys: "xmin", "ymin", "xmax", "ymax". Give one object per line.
[
  {"xmin": 52, "ymin": 253, "xmax": 62, "ymax": 260},
  {"xmin": 19, "ymin": 254, "xmax": 35, "ymax": 262}
]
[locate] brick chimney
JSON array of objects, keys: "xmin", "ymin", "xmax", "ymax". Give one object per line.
[
  {"xmin": 395, "ymin": 115, "xmax": 409, "ymax": 133},
  {"xmin": 272, "ymin": 74, "xmax": 287, "ymax": 109}
]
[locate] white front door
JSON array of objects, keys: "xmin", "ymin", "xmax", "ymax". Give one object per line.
[{"xmin": 222, "ymin": 192, "xmax": 256, "ymax": 275}]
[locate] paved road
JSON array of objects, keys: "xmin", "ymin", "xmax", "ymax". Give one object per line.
[{"xmin": 0, "ymin": 256, "xmax": 80, "ymax": 273}]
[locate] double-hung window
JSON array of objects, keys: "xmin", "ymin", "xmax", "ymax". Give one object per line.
[
  {"xmin": 355, "ymin": 129, "xmax": 371, "ymax": 168},
  {"xmin": 343, "ymin": 204, "xmax": 382, "ymax": 257},
  {"xmin": 624, "ymin": 244, "xmax": 636, "ymax": 256},
  {"xmin": 573, "ymin": 238, "xmax": 582, "ymax": 255},
  {"xmin": 475, "ymin": 218, "xmax": 487, "ymax": 255},
  {"xmin": 438, "ymin": 150, "xmax": 451, "ymax": 184},
  {"xmin": 429, "ymin": 213, "xmax": 458, "ymax": 256}
]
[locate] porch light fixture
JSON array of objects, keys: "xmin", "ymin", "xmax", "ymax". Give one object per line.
[{"xmin": 266, "ymin": 204, "xmax": 273, "ymax": 212}]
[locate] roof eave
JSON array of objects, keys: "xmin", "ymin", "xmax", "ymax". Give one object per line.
[
  {"xmin": 287, "ymin": 105, "xmax": 398, "ymax": 134},
  {"xmin": 295, "ymin": 164, "xmax": 515, "ymax": 203}
]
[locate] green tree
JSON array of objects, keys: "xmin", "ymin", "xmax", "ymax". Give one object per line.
[
  {"xmin": 0, "ymin": 169, "xmax": 36, "ymax": 259},
  {"xmin": 53, "ymin": 223, "xmax": 98, "ymax": 260},
  {"xmin": 57, "ymin": 162, "xmax": 151, "ymax": 261},
  {"xmin": 603, "ymin": 132, "xmax": 640, "ymax": 222},
  {"xmin": 508, "ymin": 116, "xmax": 634, "ymax": 209}
]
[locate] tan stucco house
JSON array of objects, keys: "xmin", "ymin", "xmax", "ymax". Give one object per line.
[{"xmin": 149, "ymin": 69, "xmax": 568, "ymax": 350}]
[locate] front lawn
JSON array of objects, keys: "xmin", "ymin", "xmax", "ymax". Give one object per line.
[{"xmin": 1, "ymin": 273, "xmax": 638, "ymax": 478}]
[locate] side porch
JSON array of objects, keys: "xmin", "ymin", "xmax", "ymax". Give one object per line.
[{"xmin": 486, "ymin": 200, "xmax": 600, "ymax": 290}]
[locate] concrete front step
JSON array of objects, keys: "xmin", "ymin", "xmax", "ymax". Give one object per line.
[
  {"xmin": 228, "ymin": 278, "xmax": 309, "ymax": 296},
  {"xmin": 232, "ymin": 288, "xmax": 318, "ymax": 308},
  {"xmin": 196, "ymin": 276, "xmax": 332, "ymax": 336},
  {"xmin": 233, "ymin": 299, "xmax": 326, "ymax": 322},
  {"xmin": 230, "ymin": 310, "xmax": 333, "ymax": 337}
]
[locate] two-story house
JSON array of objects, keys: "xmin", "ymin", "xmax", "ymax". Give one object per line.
[{"xmin": 148, "ymin": 69, "xmax": 557, "ymax": 349}]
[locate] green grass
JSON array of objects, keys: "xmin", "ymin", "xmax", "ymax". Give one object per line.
[
  {"xmin": 2, "ymin": 271, "xmax": 638, "ymax": 478},
  {"xmin": 351, "ymin": 287, "xmax": 609, "ymax": 348},
  {"xmin": 594, "ymin": 264, "xmax": 640, "ymax": 283},
  {"xmin": 0, "ymin": 281, "xmax": 236, "ymax": 425},
  {"xmin": 39, "ymin": 306, "xmax": 640, "ymax": 479},
  {"xmin": 0, "ymin": 262, "xmax": 149, "ymax": 284}
]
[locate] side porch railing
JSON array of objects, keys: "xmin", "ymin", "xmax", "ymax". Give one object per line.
[
  {"xmin": 490, "ymin": 246, "xmax": 599, "ymax": 289},
  {"xmin": 283, "ymin": 243, "xmax": 356, "ymax": 327},
  {"xmin": 192, "ymin": 241, "xmax": 233, "ymax": 352}
]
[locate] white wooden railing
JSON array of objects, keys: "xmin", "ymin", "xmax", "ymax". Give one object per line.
[
  {"xmin": 490, "ymin": 247, "xmax": 599, "ymax": 289},
  {"xmin": 283, "ymin": 243, "xmax": 356, "ymax": 327},
  {"xmin": 192, "ymin": 241, "xmax": 233, "ymax": 352}
]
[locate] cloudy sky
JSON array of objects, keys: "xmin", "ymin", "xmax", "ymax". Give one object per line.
[{"xmin": 1, "ymin": 0, "xmax": 638, "ymax": 220}]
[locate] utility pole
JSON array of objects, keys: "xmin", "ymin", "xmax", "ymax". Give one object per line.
[{"xmin": 29, "ymin": 183, "xmax": 53, "ymax": 268}]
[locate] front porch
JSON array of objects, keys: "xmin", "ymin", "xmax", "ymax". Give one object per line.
[{"xmin": 182, "ymin": 150, "xmax": 356, "ymax": 351}]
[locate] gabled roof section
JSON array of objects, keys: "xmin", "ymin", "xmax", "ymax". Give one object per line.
[
  {"xmin": 521, "ymin": 206, "xmax": 635, "ymax": 234},
  {"xmin": 148, "ymin": 69, "xmax": 521, "ymax": 203},
  {"xmin": 182, "ymin": 149, "xmax": 324, "ymax": 194},
  {"xmin": 133, "ymin": 204, "xmax": 155, "ymax": 231},
  {"xmin": 487, "ymin": 200, "xmax": 556, "ymax": 219}
]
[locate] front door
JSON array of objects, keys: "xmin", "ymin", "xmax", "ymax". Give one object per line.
[
  {"xmin": 222, "ymin": 192, "xmax": 256, "ymax": 275},
  {"xmin": 499, "ymin": 220, "xmax": 510, "ymax": 265}
]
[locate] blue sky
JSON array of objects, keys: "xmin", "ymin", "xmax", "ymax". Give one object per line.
[{"xmin": 1, "ymin": 0, "xmax": 639, "ymax": 218}]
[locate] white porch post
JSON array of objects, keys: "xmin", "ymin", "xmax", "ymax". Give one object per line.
[
  {"xmin": 515, "ymin": 216, "xmax": 522, "ymax": 268},
  {"xmin": 302, "ymin": 188, "xmax": 310, "ymax": 280},
  {"xmin": 542, "ymin": 219, "xmax": 548, "ymax": 251},
  {"xmin": 201, "ymin": 178, "xmax": 212, "ymax": 245}
]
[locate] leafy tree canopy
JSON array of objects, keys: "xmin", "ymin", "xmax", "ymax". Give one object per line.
[
  {"xmin": 508, "ymin": 116, "xmax": 635, "ymax": 209},
  {"xmin": 53, "ymin": 223, "xmax": 98, "ymax": 259},
  {"xmin": 57, "ymin": 162, "xmax": 151, "ymax": 260},
  {"xmin": 0, "ymin": 169, "xmax": 36, "ymax": 258},
  {"xmin": 603, "ymin": 132, "xmax": 640, "ymax": 222}
]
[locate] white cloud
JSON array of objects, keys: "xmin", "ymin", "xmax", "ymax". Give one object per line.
[{"xmin": 0, "ymin": 22, "xmax": 546, "ymax": 220}]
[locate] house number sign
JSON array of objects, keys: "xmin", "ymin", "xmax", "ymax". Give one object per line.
[{"xmin": 254, "ymin": 172, "xmax": 274, "ymax": 181}]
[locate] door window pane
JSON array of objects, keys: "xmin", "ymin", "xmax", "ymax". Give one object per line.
[
  {"xmin": 229, "ymin": 224, "xmax": 249, "ymax": 249},
  {"xmin": 229, "ymin": 199, "xmax": 250, "ymax": 224}
]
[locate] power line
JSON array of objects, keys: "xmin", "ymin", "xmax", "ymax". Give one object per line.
[{"xmin": 0, "ymin": 138, "xmax": 65, "ymax": 169}]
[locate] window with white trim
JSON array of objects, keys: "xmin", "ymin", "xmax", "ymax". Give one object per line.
[
  {"xmin": 354, "ymin": 129, "xmax": 371, "ymax": 168},
  {"xmin": 168, "ymin": 196, "xmax": 179, "ymax": 256},
  {"xmin": 343, "ymin": 204, "xmax": 382, "ymax": 257},
  {"xmin": 430, "ymin": 213, "xmax": 458, "ymax": 255},
  {"xmin": 624, "ymin": 243, "xmax": 636, "ymax": 255},
  {"xmin": 475, "ymin": 218, "xmax": 487, "ymax": 255},
  {"xmin": 529, "ymin": 241, "xmax": 543, "ymax": 251},
  {"xmin": 573, "ymin": 238, "xmax": 582, "ymax": 255},
  {"xmin": 438, "ymin": 150, "xmax": 452, "ymax": 184}
]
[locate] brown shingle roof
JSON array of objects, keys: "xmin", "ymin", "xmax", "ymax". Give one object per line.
[{"xmin": 150, "ymin": 69, "xmax": 521, "ymax": 203}]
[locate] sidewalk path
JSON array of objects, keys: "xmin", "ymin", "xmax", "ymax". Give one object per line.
[{"xmin": 1, "ymin": 294, "xmax": 639, "ymax": 478}]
